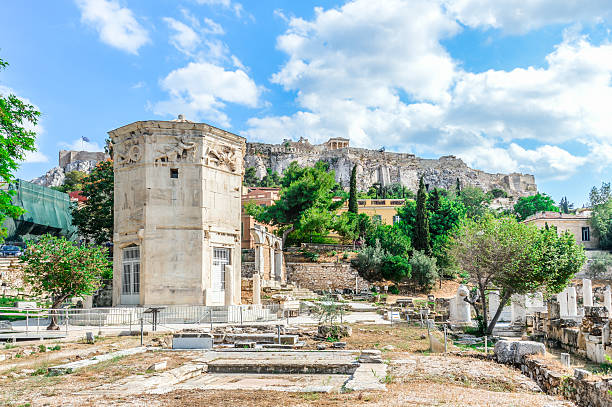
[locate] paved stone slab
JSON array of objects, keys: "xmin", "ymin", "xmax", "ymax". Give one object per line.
[
  {"xmin": 344, "ymin": 363, "xmax": 387, "ymax": 391},
  {"xmin": 48, "ymin": 347, "xmax": 148, "ymax": 375}
]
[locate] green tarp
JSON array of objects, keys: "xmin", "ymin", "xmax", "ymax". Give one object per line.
[{"xmin": 2, "ymin": 179, "xmax": 77, "ymax": 241}]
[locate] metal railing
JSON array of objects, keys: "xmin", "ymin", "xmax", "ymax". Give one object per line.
[{"xmin": 0, "ymin": 304, "xmax": 285, "ymax": 336}]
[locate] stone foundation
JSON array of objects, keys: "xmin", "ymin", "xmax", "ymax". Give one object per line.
[{"xmin": 285, "ymin": 262, "xmax": 369, "ymax": 292}]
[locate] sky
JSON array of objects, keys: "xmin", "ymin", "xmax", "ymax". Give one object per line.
[{"xmin": 1, "ymin": 0, "xmax": 611, "ymax": 206}]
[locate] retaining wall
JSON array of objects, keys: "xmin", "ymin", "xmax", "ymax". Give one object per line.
[{"xmin": 285, "ymin": 262, "xmax": 369, "ymax": 291}]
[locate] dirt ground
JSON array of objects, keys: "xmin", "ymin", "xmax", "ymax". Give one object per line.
[{"xmin": 0, "ymin": 325, "xmax": 573, "ymax": 407}]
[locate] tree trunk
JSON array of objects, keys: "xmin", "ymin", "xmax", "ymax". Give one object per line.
[
  {"xmin": 479, "ymin": 285, "xmax": 488, "ymax": 335},
  {"xmin": 281, "ymin": 226, "xmax": 295, "ymax": 247},
  {"xmin": 485, "ymin": 292, "xmax": 512, "ymax": 336},
  {"xmin": 47, "ymin": 297, "xmax": 67, "ymax": 330}
]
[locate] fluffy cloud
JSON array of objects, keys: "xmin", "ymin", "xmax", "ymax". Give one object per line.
[
  {"xmin": 76, "ymin": 0, "xmax": 150, "ymax": 54},
  {"xmin": 246, "ymin": 0, "xmax": 611, "ymax": 183},
  {"xmin": 154, "ymin": 62, "xmax": 260, "ymax": 127},
  {"xmin": 163, "ymin": 17, "xmax": 201, "ymax": 55},
  {"xmin": 443, "ymin": 0, "xmax": 612, "ymax": 34}
]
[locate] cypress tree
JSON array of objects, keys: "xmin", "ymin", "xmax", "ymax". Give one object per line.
[
  {"xmin": 415, "ymin": 176, "xmax": 431, "ymax": 255},
  {"xmin": 348, "ymin": 165, "xmax": 358, "ymax": 214},
  {"xmin": 456, "ymin": 177, "xmax": 461, "ymax": 196},
  {"xmin": 429, "ymin": 188, "xmax": 441, "ymax": 213}
]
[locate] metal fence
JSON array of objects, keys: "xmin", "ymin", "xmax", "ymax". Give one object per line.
[{"xmin": 0, "ymin": 304, "xmax": 285, "ymax": 335}]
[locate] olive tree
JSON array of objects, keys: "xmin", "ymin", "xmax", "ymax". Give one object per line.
[
  {"xmin": 449, "ymin": 215, "xmax": 585, "ymax": 335},
  {"xmin": 21, "ymin": 235, "xmax": 112, "ymax": 329}
]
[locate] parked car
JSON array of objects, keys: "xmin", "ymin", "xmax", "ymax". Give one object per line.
[{"xmin": 0, "ymin": 245, "xmax": 23, "ymax": 257}]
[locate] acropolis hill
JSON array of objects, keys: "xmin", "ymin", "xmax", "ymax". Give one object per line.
[
  {"xmin": 34, "ymin": 136, "xmax": 538, "ymax": 197},
  {"xmin": 245, "ymin": 137, "xmax": 538, "ymax": 196}
]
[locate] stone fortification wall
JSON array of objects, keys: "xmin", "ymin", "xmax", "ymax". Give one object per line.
[
  {"xmin": 285, "ymin": 262, "xmax": 369, "ymax": 292},
  {"xmin": 245, "ymin": 140, "xmax": 537, "ymax": 197}
]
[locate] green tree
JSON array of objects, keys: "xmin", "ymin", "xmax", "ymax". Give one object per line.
[
  {"xmin": 243, "ymin": 167, "xmax": 258, "ymax": 186},
  {"xmin": 51, "ymin": 170, "xmax": 87, "ymax": 193},
  {"xmin": 456, "ymin": 186, "xmax": 490, "ymax": 219},
  {"xmin": 364, "ymin": 223, "xmax": 411, "ymax": 257},
  {"xmin": 488, "ymin": 188, "xmax": 508, "ymax": 199},
  {"xmin": 381, "ymin": 255, "xmax": 412, "ymax": 284},
  {"xmin": 348, "ymin": 165, "xmax": 358, "ymax": 214},
  {"xmin": 71, "ymin": 160, "xmax": 114, "ymax": 244},
  {"xmin": 513, "ymin": 193, "xmax": 558, "ymax": 221},
  {"xmin": 20, "ymin": 235, "xmax": 111, "ymax": 329},
  {"xmin": 414, "ymin": 176, "xmax": 431, "ymax": 255},
  {"xmin": 591, "ymin": 199, "xmax": 612, "ymax": 249},
  {"xmin": 586, "ymin": 252, "xmax": 612, "ymax": 279},
  {"xmin": 0, "ymin": 58, "xmax": 40, "ymax": 238},
  {"xmin": 259, "ymin": 167, "xmax": 281, "ymax": 187},
  {"xmin": 455, "ymin": 178, "xmax": 461, "ymax": 196},
  {"xmin": 589, "ymin": 182, "xmax": 611, "ymax": 206},
  {"xmin": 333, "ymin": 212, "xmax": 359, "ymax": 245},
  {"xmin": 247, "ymin": 161, "xmax": 343, "ymax": 245},
  {"xmin": 559, "ymin": 196, "xmax": 572, "ymax": 214},
  {"xmin": 449, "ymin": 215, "xmax": 585, "ymax": 335},
  {"xmin": 409, "ymin": 250, "xmax": 438, "ymax": 291},
  {"xmin": 351, "ymin": 240, "xmax": 387, "ymax": 281}
]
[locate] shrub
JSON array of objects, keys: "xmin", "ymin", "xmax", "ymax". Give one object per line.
[
  {"xmin": 389, "ymin": 285, "xmax": 400, "ymax": 295},
  {"xmin": 410, "ymin": 250, "xmax": 439, "ymax": 290},
  {"xmin": 300, "ymin": 250, "xmax": 320, "ymax": 261},
  {"xmin": 587, "ymin": 252, "xmax": 612, "ymax": 279},
  {"xmin": 352, "ymin": 240, "xmax": 387, "ymax": 281},
  {"xmin": 381, "ymin": 255, "xmax": 412, "ymax": 284},
  {"xmin": 342, "ymin": 251, "xmax": 349, "ymax": 260}
]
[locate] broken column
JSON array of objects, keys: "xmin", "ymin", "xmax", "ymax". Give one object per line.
[
  {"xmin": 252, "ymin": 273, "xmax": 261, "ymax": 305},
  {"xmin": 604, "ymin": 286, "xmax": 612, "ymax": 317},
  {"xmin": 488, "ymin": 290, "xmax": 500, "ymax": 323},
  {"xmin": 583, "ymin": 279, "xmax": 593, "ymax": 307},
  {"xmin": 567, "ymin": 286, "xmax": 578, "ymax": 317},
  {"xmin": 511, "ymin": 294, "xmax": 526, "ymax": 325},
  {"xmin": 557, "ymin": 289, "xmax": 568, "ymax": 317}
]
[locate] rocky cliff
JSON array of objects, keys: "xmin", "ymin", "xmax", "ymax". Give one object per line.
[
  {"xmin": 31, "ymin": 150, "xmax": 106, "ymax": 187},
  {"xmin": 245, "ymin": 138, "xmax": 537, "ymax": 197}
]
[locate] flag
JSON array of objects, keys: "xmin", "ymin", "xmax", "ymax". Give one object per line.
[{"xmin": 81, "ymin": 136, "xmax": 90, "ymax": 142}]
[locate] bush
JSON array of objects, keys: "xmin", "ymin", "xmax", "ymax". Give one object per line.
[
  {"xmin": 389, "ymin": 285, "xmax": 400, "ymax": 295},
  {"xmin": 410, "ymin": 250, "xmax": 439, "ymax": 290},
  {"xmin": 342, "ymin": 251, "xmax": 349, "ymax": 260},
  {"xmin": 381, "ymin": 255, "xmax": 412, "ymax": 283},
  {"xmin": 351, "ymin": 240, "xmax": 387, "ymax": 281},
  {"xmin": 328, "ymin": 250, "xmax": 337, "ymax": 257},
  {"xmin": 587, "ymin": 252, "xmax": 612, "ymax": 278},
  {"xmin": 300, "ymin": 250, "xmax": 320, "ymax": 261}
]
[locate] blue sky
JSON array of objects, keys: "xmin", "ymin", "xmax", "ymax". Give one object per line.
[{"xmin": 1, "ymin": 0, "xmax": 611, "ymax": 206}]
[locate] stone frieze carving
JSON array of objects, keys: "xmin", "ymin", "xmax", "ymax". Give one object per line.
[
  {"xmin": 154, "ymin": 137, "xmax": 197, "ymax": 165},
  {"xmin": 206, "ymin": 144, "xmax": 239, "ymax": 173},
  {"xmin": 115, "ymin": 135, "xmax": 144, "ymax": 167}
]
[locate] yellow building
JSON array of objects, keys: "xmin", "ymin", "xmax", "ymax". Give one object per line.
[
  {"xmin": 336, "ymin": 198, "xmax": 409, "ymax": 225},
  {"xmin": 523, "ymin": 210, "xmax": 599, "ymax": 250}
]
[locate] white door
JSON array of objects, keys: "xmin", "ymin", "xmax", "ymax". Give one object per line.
[{"xmin": 211, "ymin": 248, "xmax": 230, "ymax": 305}]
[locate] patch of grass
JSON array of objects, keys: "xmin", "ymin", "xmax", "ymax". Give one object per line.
[
  {"xmin": 300, "ymin": 392, "xmax": 320, "ymax": 401},
  {"xmin": 4, "ymin": 343, "xmax": 17, "ymax": 350},
  {"xmin": 38, "ymin": 344, "xmax": 46, "ymax": 353}
]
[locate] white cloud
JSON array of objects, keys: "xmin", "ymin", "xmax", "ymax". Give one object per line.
[
  {"xmin": 245, "ymin": 0, "xmax": 612, "ymax": 183},
  {"xmin": 195, "ymin": 0, "xmax": 245, "ymax": 19},
  {"xmin": 76, "ymin": 0, "xmax": 150, "ymax": 54},
  {"xmin": 443, "ymin": 0, "xmax": 611, "ymax": 34},
  {"xmin": 164, "ymin": 17, "xmax": 201, "ymax": 55},
  {"xmin": 154, "ymin": 62, "xmax": 260, "ymax": 127},
  {"xmin": 0, "ymin": 86, "xmax": 49, "ymax": 164},
  {"xmin": 60, "ymin": 138, "xmax": 104, "ymax": 152}
]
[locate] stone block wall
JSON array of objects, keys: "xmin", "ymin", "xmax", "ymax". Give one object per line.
[
  {"xmin": 241, "ymin": 262, "xmax": 256, "ymax": 279},
  {"xmin": 241, "ymin": 278, "xmax": 254, "ymax": 304},
  {"xmin": 285, "ymin": 262, "xmax": 369, "ymax": 292}
]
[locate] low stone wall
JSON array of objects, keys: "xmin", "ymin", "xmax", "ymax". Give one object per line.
[
  {"xmin": 241, "ymin": 278, "xmax": 254, "ymax": 304},
  {"xmin": 285, "ymin": 262, "xmax": 369, "ymax": 292},
  {"xmin": 522, "ymin": 357, "xmax": 612, "ymax": 407},
  {"xmin": 298, "ymin": 243, "xmax": 355, "ymax": 252},
  {"xmin": 494, "ymin": 340, "xmax": 612, "ymax": 407}
]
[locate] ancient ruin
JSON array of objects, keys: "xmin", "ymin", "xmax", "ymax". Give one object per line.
[
  {"xmin": 108, "ymin": 117, "xmax": 245, "ymax": 306},
  {"xmin": 245, "ymin": 138, "xmax": 538, "ymax": 196}
]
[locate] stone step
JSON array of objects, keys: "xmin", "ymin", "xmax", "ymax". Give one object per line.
[{"xmin": 206, "ymin": 358, "xmax": 358, "ymax": 374}]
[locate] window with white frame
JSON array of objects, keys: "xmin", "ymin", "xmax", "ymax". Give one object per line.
[{"xmin": 122, "ymin": 246, "xmax": 140, "ymax": 295}]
